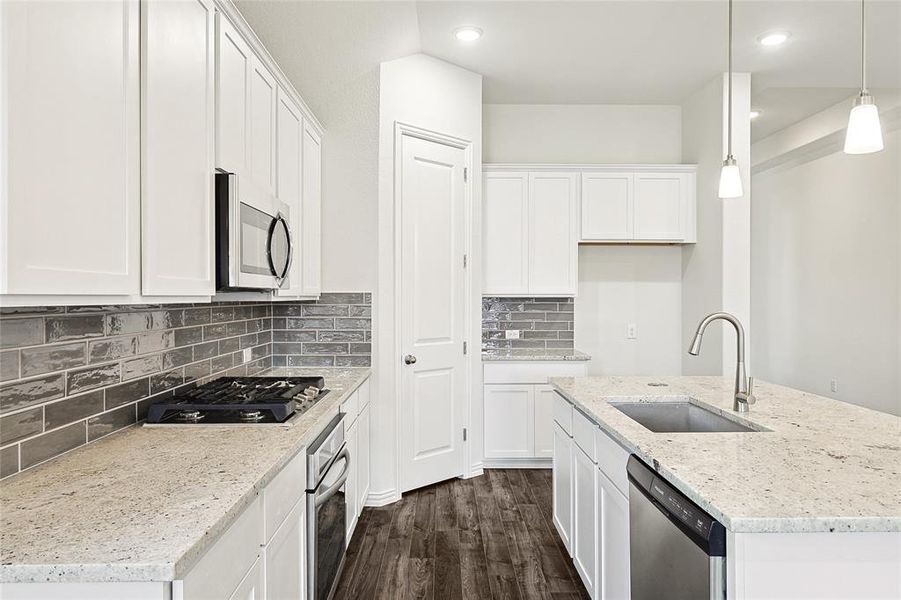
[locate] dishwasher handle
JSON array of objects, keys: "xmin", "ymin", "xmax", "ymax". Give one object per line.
[{"xmin": 627, "ymin": 455, "xmax": 726, "ymax": 557}]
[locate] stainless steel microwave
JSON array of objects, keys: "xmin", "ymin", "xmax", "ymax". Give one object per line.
[{"xmin": 215, "ymin": 171, "xmax": 292, "ymax": 291}]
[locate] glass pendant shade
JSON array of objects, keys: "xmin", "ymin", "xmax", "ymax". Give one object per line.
[
  {"xmin": 844, "ymin": 95, "xmax": 884, "ymax": 154},
  {"xmin": 718, "ymin": 157, "xmax": 743, "ymax": 199}
]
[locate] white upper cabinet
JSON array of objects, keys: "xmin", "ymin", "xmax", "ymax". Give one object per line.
[
  {"xmin": 581, "ymin": 172, "xmax": 634, "ymax": 240},
  {"xmin": 274, "ymin": 87, "xmax": 303, "ymax": 297},
  {"xmin": 483, "ymin": 172, "xmax": 529, "ymax": 295},
  {"xmin": 580, "ymin": 167, "xmax": 696, "ymax": 243},
  {"xmin": 299, "ymin": 123, "xmax": 322, "ymax": 298},
  {"xmin": 483, "ymin": 170, "xmax": 576, "ymax": 297},
  {"xmin": 0, "ymin": 0, "xmax": 140, "ymax": 295},
  {"xmin": 248, "ymin": 56, "xmax": 277, "ymax": 212},
  {"xmin": 142, "ymin": 0, "xmax": 215, "ymax": 296},
  {"xmin": 528, "ymin": 172, "xmax": 578, "ymax": 296},
  {"xmin": 215, "ymin": 12, "xmax": 250, "ymax": 178}
]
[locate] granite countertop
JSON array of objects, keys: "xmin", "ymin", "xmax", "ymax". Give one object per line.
[
  {"xmin": 550, "ymin": 375, "xmax": 901, "ymax": 534},
  {"xmin": 0, "ymin": 367, "xmax": 371, "ymax": 584},
  {"xmin": 481, "ymin": 348, "xmax": 591, "ymax": 362}
]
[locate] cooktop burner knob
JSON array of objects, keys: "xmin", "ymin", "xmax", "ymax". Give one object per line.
[{"xmin": 176, "ymin": 410, "xmax": 204, "ymax": 422}]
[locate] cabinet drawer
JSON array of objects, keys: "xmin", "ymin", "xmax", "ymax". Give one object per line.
[
  {"xmin": 483, "ymin": 362, "xmax": 587, "ymax": 384},
  {"xmin": 553, "ymin": 392, "xmax": 573, "ymax": 435},
  {"xmin": 263, "ymin": 450, "xmax": 306, "ymax": 543},
  {"xmin": 340, "ymin": 387, "xmax": 359, "ymax": 425},
  {"xmin": 595, "ymin": 427, "xmax": 630, "ymax": 496},
  {"xmin": 572, "ymin": 408, "xmax": 596, "ymax": 462},
  {"xmin": 357, "ymin": 377, "xmax": 371, "ymax": 408}
]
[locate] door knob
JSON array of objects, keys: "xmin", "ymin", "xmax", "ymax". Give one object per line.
[{"xmin": 404, "ymin": 354, "xmax": 417, "ymax": 365}]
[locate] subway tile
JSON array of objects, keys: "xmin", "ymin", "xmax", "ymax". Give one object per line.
[
  {"xmin": 509, "ymin": 340, "xmax": 546, "ymax": 349},
  {"xmin": 193, "ymin": 341, "xmax": 218, "ymax": 360},
  {"xmin": 318, "ymin": 292, "xmax": 366, "ymax": 304},
  {"xmin": 0, "ymin": 350, "xmax": 20, "ymax": 381},
  {"xmin": 524, "ymin": 302, "xmax": 559, "ymax": 311},
  {"xmin": 20, "ymin": 422, "xmax": 86, "ymax": 470},
  {"xmin": 44, "ymin": 390, "xmax": 104, "ymax": 430},
  {"xmin": 122, "ymin": 355, "xmax": 162, "ymax": 381},
  {"xmin": 0, "ymin": 407, "xmax": 43, "ymax": 445},
  {"xmin": 137, "ymin": 331, "xmax": 175, "ymax": 354},
  {"xmin": 184, "ymin": 360, "xmax": 211, "ymax": 382},
  {"xmin": 349, "ymin": 343, "xmax": 371, "ymax": 354},
  {"xmin": 334, "ymin": 318, "xmax": 370, "ymax": 330},
  {"xmin": 302, "ymin": 304, "xmax": 348, "ymax": 317},
  {"xmin": 0, "ymin": 374, "xmax": 66, "ymax": 414},
  {"xmin": 45, "ymin": 315, "xmax": 104, "ymax": 342},
  {"xmin": 225, "ymin": 322, "xmax": 246, "ymax": 337},
  {"xmin": 20, "ymin": 342, "xmax": 86, "ymax": 377},
  {"xmin": 558, "ymin": 331, "xmax": 574, "ymax": 340},
  {"xmin": 286, "ymin": 317, "xmax": 335, "ymax": 330},
  {"xmin": 335, "ymin": 355, "xmax": 372, "ymax": 367},
  {"xmin": 239, "ymin": 334, "xmax": 259, "ymax": 349},
  {"xmin": 523, "ymin": 330, "xmax": 559, "ymax": 340},
  {"xmin": 88, "ymin": 336, "xmax": 137, "ymax": 364},
  {"xmin": 219, "ymin": 336, "xmax": 240, "ymax": 353},
  {"xmin": 211, "ymin": 354, "xmax": 233, "ymax": 373},
  {"xmin": 162, "ymin": 347, "xmax": 193, "ymax": 370},
  {"xmin": 272, "ymin": 343, "xmax": 305, "ymax": 355},
  {"xmin": 174, "ymin": 326, "xmax": 204, "ymax": 347},
  {"xmin": 0, "ymin": 444, "xmax": 18, "ymax": 478},
  {"xmin": 508, "ymin": 311, "xmax": 547, "ymax": 322},
  {"xmin": 183, "ymin": 307, "xmax": 212, "ymax": 326},
  {"xmin": 233, "ymin": 306, "xmax": 254, "ymax": 320},
  {"xmin": 316, "ymin": 330, "xmax": 364, "ymax": 343},
  {"xmin": 251, "ymin": 344, "xmax": 269, "ymax": 360},
  {"xmin": 0, "ymin": 318, "xmax": 44, "ymax": 348},
  {"xmin": 273, "ymin": 330, "xmax": 317, "ymax": 343},
  {"xmin": 211, "ymin": 306, "xmax": 234, "ymax": 322},
  {"xmin": 105, "ymin": 378, "xmax": 150, "ymax": 409},
  {"xmin": 303, "ymin": 343, "xmax": 348, "ymax": 355},
  {"xmin": 151, "ymin": 369, "xmax": 184, "ymax": 394},
  {"xmin": 252, "ymin": 305, "xmax": 270, "ymax": 319},
  {"xmin": 67, "ymin": 363, "xmax": 120, "ymax": 395},
  {"xmin": 106, "ymin": 310, "xmax": 184, "ymax": 335},
  {"xmin": 532, "ymin": 322, "xmax": 571, "ymax": 331},
  {"xmin": 246, "ymin": 318, "xmax": 266, "ymax": 334},
  {"xmin": 203, "ymin": 323, "xmax": 227, "ymax": 340},
  {"xmin": 271, "ymin": 304, "xmax": 304, "ymax": 317},
  {"xmin": 271, "ymin": 355, "xmax": 287, "ymax": 367},
  {"xmin": 546, "ymin": 340, "xmax": 575, "ymax": 349},
  {"xmin": 88, "ymin": 405, "xmax": 136, "ymax": 441},
  {"xmin": 287, "ymin": 355, "xmax": 335, "ymax": 367},
  {"xmin": 348, "ymin": 305, "xmax": 372, "ymax": 317},
  {"xmin": 1, "ymin": 306, "xmax": 64, "ymax": 316}
]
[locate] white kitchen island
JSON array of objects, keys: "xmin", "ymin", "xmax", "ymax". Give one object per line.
[{"xmin": 549, "ymin": 375, "xmax": 901, "ymax": 600}]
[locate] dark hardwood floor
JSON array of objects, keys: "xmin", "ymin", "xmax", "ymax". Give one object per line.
[{"xmin": 334, "ymin": 469, "xmax": 590, "ymax": 600}]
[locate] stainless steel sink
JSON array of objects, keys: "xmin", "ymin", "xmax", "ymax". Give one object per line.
[{"xmin": 610, "ymin": 401, "xmax": 762, "ymax": 433}]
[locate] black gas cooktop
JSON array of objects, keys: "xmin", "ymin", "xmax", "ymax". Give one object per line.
[{"xmin": 145, "ymin": 376, "xmax": 329, "ymax": 425}]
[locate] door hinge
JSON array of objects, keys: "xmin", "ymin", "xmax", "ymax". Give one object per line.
[
  {"xmin": 463, "ymin": 428, "xmax": 467, "ymax": 442},
  {"xmin": 463, "ymin": 254, "xmax": 468, "ymax": 268},
  {"xmin": 463, "ymin": 341, "xmax": 468, "ymax": 355},
  {"xmin": 463, "ymin": 167, "xmax": 468, "ymax": 182}
]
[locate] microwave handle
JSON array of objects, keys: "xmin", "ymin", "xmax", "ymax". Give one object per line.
[{"xmin": 266, "ymin": 212, "xmax": 292, "ymax": 286}]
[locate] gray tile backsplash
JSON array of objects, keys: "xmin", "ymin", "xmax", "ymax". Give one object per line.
[
  {"xmin": 271, "ymin": 292, "xmax": 372, "ymax": 368},
  {"xmin": 0, "ymin": 292, "xmax": 373, "ymax": 479},
  {"xmin": 482, "ymin": 297, "xmax": 575, "ymax": 350}
]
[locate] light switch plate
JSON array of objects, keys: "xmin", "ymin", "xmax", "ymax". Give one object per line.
[
  {"xmin": 505, "ymin": 330, "xmax": 520, "ymax": 340},
  {"xmin": 242, "ymin": 348, "xmax": 252, "ymax": 364}
]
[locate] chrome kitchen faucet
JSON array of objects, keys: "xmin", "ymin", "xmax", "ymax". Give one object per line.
[{"xmin": 688, "ymin": 312, "xmax": 755, "ymax": 412}]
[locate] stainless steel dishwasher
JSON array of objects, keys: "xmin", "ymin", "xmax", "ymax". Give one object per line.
[{"xmin": 627, "ymin": 455, "xmax": 727, "ymax": 600}]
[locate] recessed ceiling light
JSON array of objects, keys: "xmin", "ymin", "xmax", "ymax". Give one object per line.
[
  {"xmin": 750, "ymin": 110, "xmax": 761, "ymax": 120},
  {"xmin": 758, "ymin": 31, "xmax": 790, "ymax": 46},
  {"xmin": 454, "ymin": 26, "xmax": 483, "ymax": 42}
]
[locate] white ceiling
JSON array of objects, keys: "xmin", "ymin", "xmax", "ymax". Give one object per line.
[{"xmin": 236, "ymin": 0, "xmax": 901, "ymax": 140}]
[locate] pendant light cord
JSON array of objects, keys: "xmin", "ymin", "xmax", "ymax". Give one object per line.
[
  {"xmin": 861, "ymin": 0, "xmax": 867, "ymax": 93},
  {"xmin": 727, "ymin": 0, "xmax": 733, "ymax": 158}
]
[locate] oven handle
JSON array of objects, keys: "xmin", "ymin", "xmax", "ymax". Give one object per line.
[{"xmin": 315, "ymin": 447, "xmax": 351, "ymax": 507}]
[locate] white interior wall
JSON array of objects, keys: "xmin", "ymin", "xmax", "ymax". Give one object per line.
[
  {"xmin": 483, "ymin": 104, "xmax": 685, "ymax": 375},
  {"xmin": 751, "ymin": 96, "xmax": 901, "ymax": 415},
  {"xmin": 376, "ymin": 54, "xmax": 483, "ymax": 502}
]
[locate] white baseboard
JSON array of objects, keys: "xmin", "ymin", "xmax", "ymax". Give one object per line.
[
  {"xmin": 364, "ymin": 488, "xmax": 401, "ymax": 507},
  {"xmin": 482, "ymin": 457, "xmax": 552, "ymax": 469},
  {"xmin": 464, "ymin": 461, "xmax": 485, "ymax": 479}
]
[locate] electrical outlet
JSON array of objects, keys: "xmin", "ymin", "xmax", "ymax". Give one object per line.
[
  {"xmin": 242, "ymin": 348, "xmax": 252, "ymax": 364},
  {"xmin": 830, "ymin": 379, "xmax": 838, "ymax": 393},
  {"xmin": 626, "ymin": 323, "xmax": 638, "ymax": 339},
  {"xmin": 505, "ymin": 330, "xmax": 521, "ymax": 340}
]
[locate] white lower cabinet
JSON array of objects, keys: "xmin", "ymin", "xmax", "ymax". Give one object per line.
[
  {"xmin": 573, "ymin": 444, "xmax": 598, "ymax": 597},
  {"xmin": 484, "ymin": 385, "xmax": 534, "ymax": 459},
  {"xmin": 357, "ymin": 401, "xmax": 371, "ymax": 511},
  {"xmin": 264, "ymin": 499, "xmax": 305, "ymax": 600},
  {"xmin": 552, "ymin": 421, "xmax": 574, "ymax": 554},
  {"xmin": 229, "ymin": 558, "xmax": 264, "ymax": 600},
  {"xmin": 597, "ymin": 471, "xmax": 630, "ymax": 600},
  {"xmin": 341, "ymin": 378, "xmax": 371, "ymax": 541},
  {"xmin": 533, "ymin": 385, "xmax": 556, "ymax": 458},
  {"xmin": 345, "ymin": 416, "xmax": 359, "ymax": 539}
]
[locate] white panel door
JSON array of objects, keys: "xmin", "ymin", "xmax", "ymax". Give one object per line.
[
  {"xmin": 228, "ymin": 558, "xmax": 264, "ymax": 600},
  {"xmin": 483, "ymin": 172, "xmax": 529, "ymax": 295},
  {"xmin": 598, "ymin": 471, "xmax": 631, "ymax": 600},
  {"xmin": 533, "ymin": 385, "xmax": 556, "ymax": 459},
  {"xmin": 299, "ymin": 123, "xmax": 322, "ymax": 297},
  {"xmin": 634, "ymin": 172, "xmax": 684, "ymax": 240},
  {"xmin": 529, "ymin": 172, "xmax": 578, "ymax": 296},
  {"xmin": 215, "ymin": 13, "xmax": 250, "ymax": 176},
  {"xmin": 357, "ymin": 402, "xmax": 371, "ymax": 511},
  {"xmin": 264, "ymin": 499, "xmax": 305, "ymax": 600},
  {"xmin": 247, "ymin": 55, "xmax": 277, "ymax": 213},
  {"xmin": 484, "ymin": 385, "xmax": 533, "ymax": 459},
  {"xmin": 399, "ymin": 134, "xmax": 467, "ymax": 493},
  {"xmin": 581, "ymin": 172, "xmax": 634, "ymax": 241},
  {"xmin": 142, "ymin": 0, "xmax": 215, "ymax": 296},
  {"xmin": 553, "ymin": 422, "xmax": 574, "ymax": 554},
  {"xmin": 274, "ymin": 87, "xmax": 303, "ymax": 297},
  {"xmin": 574, "ymin": 446, "xmax": 598, "ymax": 597},
  {"xmin": 1, "ymin": 0, "xmax": 140, "ymax": 294}
]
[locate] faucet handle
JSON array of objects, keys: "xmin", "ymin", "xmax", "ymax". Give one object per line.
[{"xmin": 745, "ymin": 377, "xmax": 756, "ymax": 404}]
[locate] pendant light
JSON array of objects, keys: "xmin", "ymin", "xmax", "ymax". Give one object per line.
[
  {"xmin": 718, "ymin": 0, "xmax": 743, "ymax": 199},
  {"xmin": 844, "ymin": 0, "xmax": 884, "ymax": 154}
]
